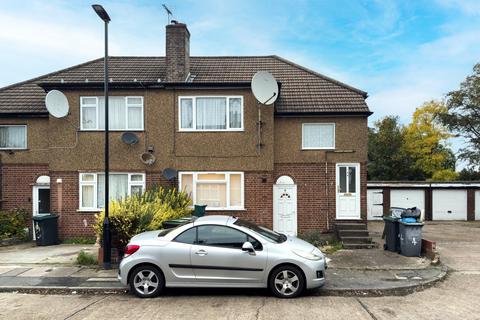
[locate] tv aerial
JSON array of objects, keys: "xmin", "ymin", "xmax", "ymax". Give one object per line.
[
  {"xmin": 162, "ymin": 4, "xmax": 173, "ymax": 23},
  {"xmin": 45, "ymin": 90, "xmax": 70, "ymax": 118},
  {"xmin": 162, "ymin": 168, "xmax": 178, "ymax": 180},
  {"xmin": 251, "ymin": 71, "xmax": 279, "ymax": 105},
  {"xmin": 121, "ymin": 132, "xmax": 139, "ymax": 145}
]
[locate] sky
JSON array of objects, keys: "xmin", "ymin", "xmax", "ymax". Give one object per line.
[{"xmin": 1, "ymin": 0, "xmax": 480, "ymax": 127}]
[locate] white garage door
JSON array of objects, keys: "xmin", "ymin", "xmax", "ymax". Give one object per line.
[
  {"xmin": 475, "ymin": 191, "xmax": 480, "ymax": 220},
  {"xmin": 391, "ymin": 189, "xmax": 425, "ymax": 220},
  {"xmin": 367, "ymin": 189, "xmax": 383, "ymax": 220},
  {"xmin": 432, "ymin": 189, "xmax": 467, "ymax": 220}
]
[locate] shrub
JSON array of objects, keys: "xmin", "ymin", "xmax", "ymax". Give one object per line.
[
  {"xmin": 76, "ymin": 250, "xmax": 97, "ymax": 266},
  {"xmin": 93, "ymin": 186, "xmax": 192, "ymax": 248},
  {"xmin": 0, "ymin": 208, "xmax": 29, "ymax": 240}
]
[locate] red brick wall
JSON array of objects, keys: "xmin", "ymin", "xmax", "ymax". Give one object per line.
[
  {"xmin": 1, "ymin": 163, "xmax": 368, "ymax": 238},
  {"xmin": 0, "ymin": 164, "xmax": 49, "ymax": 212}
]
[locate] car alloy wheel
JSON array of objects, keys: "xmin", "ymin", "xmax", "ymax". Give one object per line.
[
  {"xmin": 129, "ymin": 265, "xmax": 164, "ymax": 298},
  {"xmin": 269, "ymin": 265, "xmax": 304, "ymax": 298}
]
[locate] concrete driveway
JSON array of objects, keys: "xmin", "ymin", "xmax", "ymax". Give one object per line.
[{"xmin": 0, "ymin": 243, "xmax": 97, "ymax": 265}]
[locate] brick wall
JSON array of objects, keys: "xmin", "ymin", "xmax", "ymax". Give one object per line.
[{"xmin": 0, "ymin": 164, "xmax": 49, "ymax": 212}]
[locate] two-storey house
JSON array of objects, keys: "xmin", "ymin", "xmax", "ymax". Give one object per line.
[{"xmin": 0, "ymin": 22, "xmax": 371, "ymax": 239}]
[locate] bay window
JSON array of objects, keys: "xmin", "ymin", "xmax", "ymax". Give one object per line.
[
  {"xmin": 179, "ymin": 172, "xmax": 244, "ymax": 210},
  {"xmin": 79, "ymin": 173, "xmax": 145, "ymax": 210},
  {"xmin": 179, "ymin": 96, "xmax": 243, "ymax": 131},
  {"xmin": 302, "ymin": 123, "xmax": 335, "ymax": 149},
  {"xmin": 80, "ymin": 96, "xmax": 144, "ymax": 130},
  {"xmin": 0, "ymin": 125, "xmax": 27, "ymax": 149}
]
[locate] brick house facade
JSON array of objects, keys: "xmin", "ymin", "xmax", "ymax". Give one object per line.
[{"xmin": 0, "ymin": 22, "xmax": 371, "ymax": 240}]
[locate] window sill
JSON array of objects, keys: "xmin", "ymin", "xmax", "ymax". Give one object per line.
[
  {"xmin": 0, "ymin": 148, "xmax": 28, "ymax": 151},
  {"xmin": 77, "ymin": 209, "xmax": 102, "ymax": 213},
  {"xmin": 301, "ymin": 147, "xmax": 335, "ymax": 150},
  {"xmin": 205, "ymin": 208, "xmax": 246, "ymax": 211},
  {"xmin": 178, "ymin": 129, "xmax": 245, "ymax": 133},
  {"xmin": 79, "ymin": 130, "xmax": 144, "ymax": 132}
]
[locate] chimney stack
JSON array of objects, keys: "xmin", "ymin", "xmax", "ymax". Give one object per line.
[{"xmin": 165, "ymin": 21, "xmax": 190, "ymax": 82}]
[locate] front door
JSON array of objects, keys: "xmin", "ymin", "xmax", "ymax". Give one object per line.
[
  {"xmin": 32, "ymin": 186, "xmax": 50, "ymax": 240},
  {"xmin": 336, "ymin": 164, "xmax": 360, "ymax": 219},
  {"xmin": 273, "ymin": 182, "xmax": 297, "ymax": 236}
]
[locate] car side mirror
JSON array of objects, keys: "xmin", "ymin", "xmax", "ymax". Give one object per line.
[{"xmin": 242, "ymin": 241, "xmax": 256, "ymax": 255}]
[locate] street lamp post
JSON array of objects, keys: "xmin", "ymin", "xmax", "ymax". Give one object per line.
[{"xmin": 92, "ymin": 4, "xmax": 111, "ymax": 270}]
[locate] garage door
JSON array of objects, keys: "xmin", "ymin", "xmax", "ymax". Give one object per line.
[
  {"xmin": 367, "ymin": 189, "xmax": 383, "ymax": 220},
  {"xmin": 391, "ymin": 189, "xmax": 425, "ymax": 220},
  {"xmin": 432, "ymin": 189, "xmax": 467, "ymax": 220},
  {"xmin": 475, "ymin": 191, "xmax": 480, "ymax": 220}
]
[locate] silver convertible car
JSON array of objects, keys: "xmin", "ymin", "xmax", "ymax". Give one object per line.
[{"xmin": 118, "ymin": 215, "xmax": 326, "ymax": 298}]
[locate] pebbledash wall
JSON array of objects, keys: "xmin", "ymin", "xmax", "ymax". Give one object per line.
[{"xmin": 0, "ymin": 162, "xmax": 367, "ymax": 239}]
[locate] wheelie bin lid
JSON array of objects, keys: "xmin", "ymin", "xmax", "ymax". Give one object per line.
[
  {"xmin": 382, "ymin": 216, "xmax": 399, "ymax": 222},
  {"xmin": 32, "ymin": 214, "xmax": 58, "ymax": 221}
]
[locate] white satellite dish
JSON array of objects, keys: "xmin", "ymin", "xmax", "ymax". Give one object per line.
[
  {"xmin": 45, "ymin": 90, "xmax": 69, "ymax": 118},
  {"xmin": 251, "ymin": 71, "xmax": 279, "ymax": 105}
]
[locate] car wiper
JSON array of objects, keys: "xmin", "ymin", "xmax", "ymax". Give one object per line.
[{"xmin": 280, "ymin": 234, "xmax": 288, "ymax": 243}]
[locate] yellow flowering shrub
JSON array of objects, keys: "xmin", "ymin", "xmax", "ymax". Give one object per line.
[{"xmin": 93, "ymin": 186, "xmax": 192, "ymax": 247}]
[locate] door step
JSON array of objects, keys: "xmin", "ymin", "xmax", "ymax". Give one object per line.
[{"xmin": 335, "ymin": 221, "xmax": 375, "ymax": 249}]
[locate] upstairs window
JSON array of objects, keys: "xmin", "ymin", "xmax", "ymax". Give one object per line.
[
  {"xmin": 0, "ymin": 125, "xmax": 27, "ymax": 149},
  {"xmin": 302, "ymin": 123, "xmax": 335, "ymax": 149},
  {"xmin": 80, "ymin": 96, "xmax": 144, "ymax": 131},
  {"xmin": 179, "ymin": 96, "xmax": 243, "ymax": 131}
]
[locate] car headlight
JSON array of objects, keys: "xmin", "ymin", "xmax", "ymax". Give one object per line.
[{"xmin": 292, "ymin": 249, "xmax": 323, "ymax": 261}]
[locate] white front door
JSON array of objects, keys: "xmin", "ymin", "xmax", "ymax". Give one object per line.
[
  {"xmin": 273, "ymin": 178, "xmax": 297, "ymax": 236},
  {"xmin": 336, "ymin": 163, "xmax": 360, "ymax": 220}
]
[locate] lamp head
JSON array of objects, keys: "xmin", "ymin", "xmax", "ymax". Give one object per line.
[{"xmin": 92, "ymin": 4, "xmax": 111, "ymax": 22}]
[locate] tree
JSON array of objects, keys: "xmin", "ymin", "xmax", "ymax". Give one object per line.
[
  {"xmin": 458, "ymin": 168, "xmax": 480, "ymax": 181},
  {"xmin": 368, "ymin": 116, "xmax": 422, "ymax": 181},
  {"xmin": 403, "ymin": 101, "xmax": 457, "ymax": 180},
  {"xmin": 439, "ymin": 63, "xmax": 480, "ymax": 168}
]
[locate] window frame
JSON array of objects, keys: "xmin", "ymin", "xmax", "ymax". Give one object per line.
[
  {"xmin": 301, "ymin": 123, "xmax": 336, "ymax": 150},
  {"xmin": 178, "ymin": 171, "xmax": 244, "ymax": 210},
  {"xmin": 0, "ymin": 125, "xmax": 27, "ymax": 150},
  {"xmin": 80, "ymin": 96, "xmax": 144, "ymax": 131},
  {"xmin": 78, "ymin": 172, "xmax": 146, "ymax": 211},
  {"xmin": 178, "ymin": 96, "xmax": 244, "ymax": 132}
]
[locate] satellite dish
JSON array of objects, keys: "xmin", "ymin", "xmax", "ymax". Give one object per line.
[
  {"xmin": 45, "ymin": 90, "xmax": 69, "ymax": 118},
  {"xmin": 121, "ymin": 132, "xmax": 139, "ymax": 145},
  {"xmin": 251, "ymin": 71, "xmax": 279, "ymax": 105},
  {"xmin": 140, "ymin": 152, "xmax": 156, "ymax": 166},
  {"xmin": 162, "ymin": 168, "xmax": 178, "ymax": 180}
]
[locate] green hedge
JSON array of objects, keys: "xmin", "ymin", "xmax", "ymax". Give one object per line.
[{"xmin": 0, "ymin": 208, "xmax": 29, "ymax": 240}]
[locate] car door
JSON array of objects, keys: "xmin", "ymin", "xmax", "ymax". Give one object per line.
[
  {"xmin": 161, "ymin": 226, "xmax": 197, "ymax": 283},
  {"xmin": 190, "ymin": 225, "xmax": 267, "ymax": 285}
]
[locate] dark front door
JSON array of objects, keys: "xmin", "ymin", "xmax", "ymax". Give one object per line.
[{"xmin": 38, "ymin": 188, "xmax": 50, "ymax": 214}]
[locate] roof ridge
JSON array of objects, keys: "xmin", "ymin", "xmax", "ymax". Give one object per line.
[
  {"xmin": 0, "ymin": 57, "xmax": 103, "ymax": 92},
  {"xmin": 272, "ymin": 55, "xmax": 368, "ymax": 98}
]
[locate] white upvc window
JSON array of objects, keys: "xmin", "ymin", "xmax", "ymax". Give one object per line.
[
  {"xmin": 80, "ymin": 96, "xmax": 144, "ymax": 131},
  {"xmin": 178, "ymin": 96, "xmax": 244, "ymax": 131},
  {"xmin": 79, "ymin": 172, "xmax": 145, "ymax": 211},
  {"xmin": 178, "ymin": 172, "xmax": 244, "ymax": 210},
  {"xmin": 0, "ymin": 125, "xmax": 27, "ymax": 150},
  {"xmin": 302, "ymin": 123, "xmax": 335, "ymax": 150}
]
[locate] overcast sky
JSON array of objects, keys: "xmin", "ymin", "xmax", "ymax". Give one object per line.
[{"xmin": 1, "ymin": 0, "xmax": 480, "ymax": 128}]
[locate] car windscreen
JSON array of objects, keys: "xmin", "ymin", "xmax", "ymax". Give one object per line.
[{"xmin": 233, "ymin": 219, "xmax": 286, "ymax": 243}]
